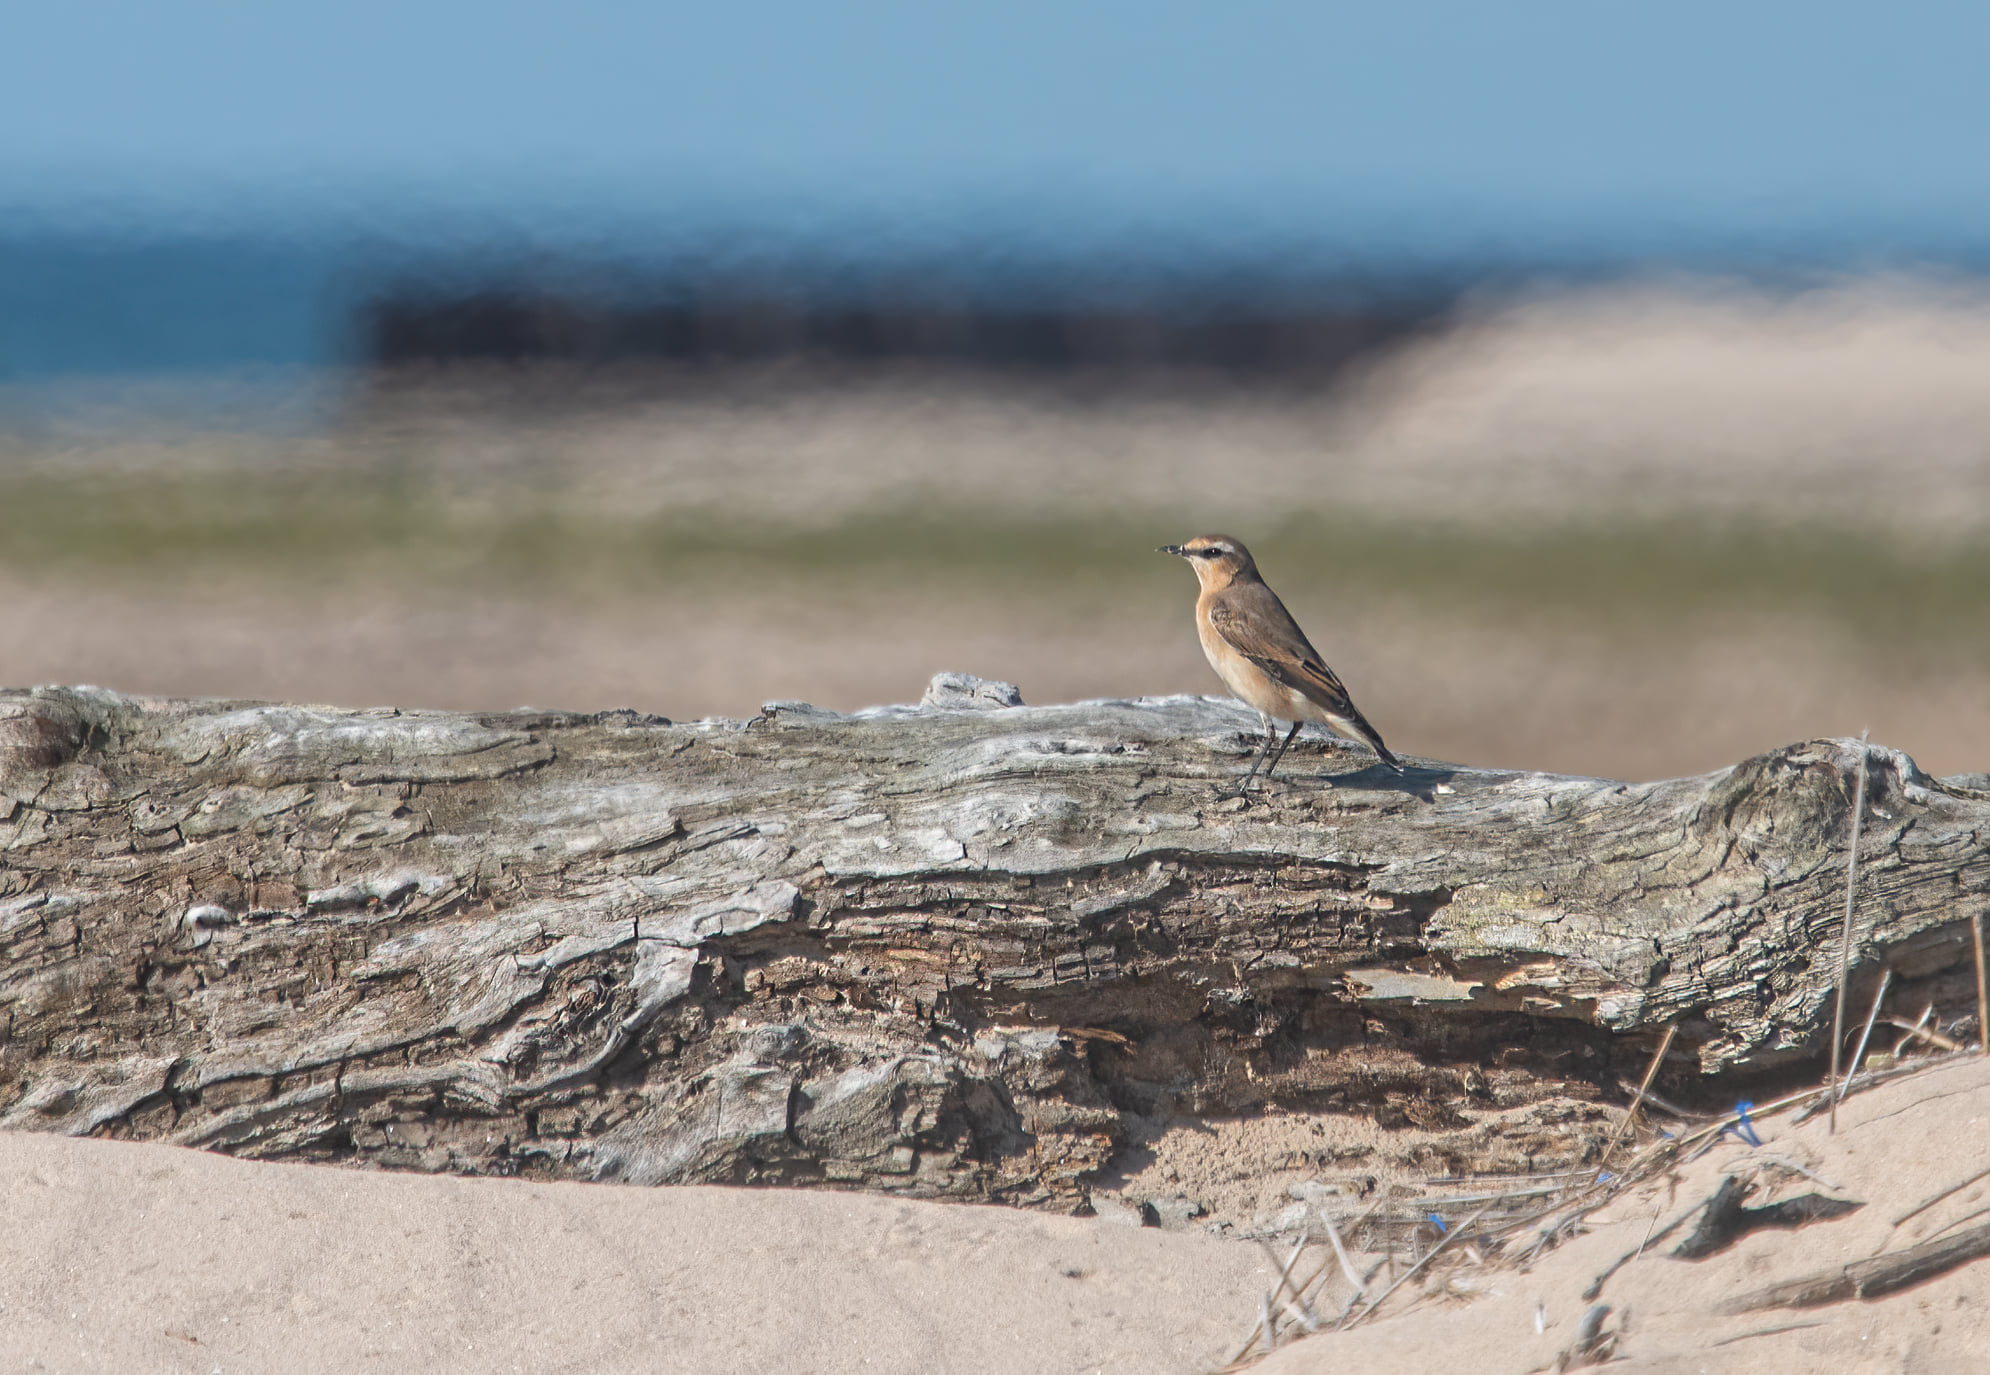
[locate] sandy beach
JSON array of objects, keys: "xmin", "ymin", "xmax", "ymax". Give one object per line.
[
  {"xmin": 0, "ymin": 1130, "xmax": 1268, "ymax": 1374},
  {"xmin": 4, "ymin": 1055, "xmax": 1987, "ymax": 1373}
]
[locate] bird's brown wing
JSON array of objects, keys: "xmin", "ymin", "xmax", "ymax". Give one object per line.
[
  {"xmin": 1207, "ymin": 584, "xmax": 1404, "ymax": 769},
  {"xmin": 1206, "ymin": 584, "xmax": 1357, "ymax": 715}
]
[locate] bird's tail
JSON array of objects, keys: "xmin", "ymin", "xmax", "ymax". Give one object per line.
[{"xmin": 1334, "ymin": 711, "xmax": 1407, "ymax": 773}]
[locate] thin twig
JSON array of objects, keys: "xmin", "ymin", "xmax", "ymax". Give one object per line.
[
  {"xmin": 1892, "ymin": 1164, "xmax": 1990, "ymax": 1228},
  {"xmin": 1908, "ymin": 1003, "xmax": 1934, "ymax": 1038},
  {"xmin": 1294, "ymin": 1195, "xmax": 1390, "ymax": 1315},
  {"xmin": 1340, "ymin": 1203, "xmax": 1494, "ymax": 1330},
  {"xmin": 1428, "ymin": 1169, "xmax": 1595, "ymax": 1186},
  {"xmin": 1600, "ymin": 1022, "xmax": 1676, "ymax": 1168},
  {"xmin": 1287, "ymin": 1194, "xmax": 1388, "ymax": 1314},
  {"xmin": 1612, "ymin": 1079, "xmax": 1700, "ymax": 1121},
  {"xmin": 1227, "ymin": 1237, "xmax": 1309, "ymax": 1367},
  {"xmin": 1317, "ymin": 1211, "xmax": 1364, "ymax": 1297},
  {"xmin": 1916, "ymin": 1201, "xmax": 1990, "ymax": 1247},
  {"xmin": 1794, "ymin": 1043, "xmax": 1969, "ymax": 1123},
  {"xmin": 1634, "ymin": 1201, "xmax": 1672, "ymax": 1259},
  {"xmin": 1282, "ymin": 1254, "xmax": 1334, "ymax": 1319},
  {"xmin": 1711, "ymin": 1320, "xmax": 1826, "ymax": 1346},
  {"xmin": 1744, "ymin": 1153, "xmax": 1845, "ymax": 1194},
  {"xmin": 1725, "ymin": 1216, "xmax": 1990, "ymax": 1312},
  {"xmin": 1411, "ymin": 1182, "xmax": 1570, "ymax": 1207},
  {"xmin": 1839, "ymin": 967, "xmax": 1892, "ymax": 1103},
  {"xmin": 1332, "ymin": 1259, "xmax": 1387, "ymax": 1326},
  {"xmin": 1255, "ymin": 1233, "xmax": 1316, "ymax": 1335},
  {"xmin": 1830, "ymin": 732, "xmax": 1870, "ymax": 1134},
  {"xmin": 1582, "ymin": 1198, "xmax": 1699, "ymax": 1301},
  {"xmin": 1886, "ymin": 1013, "xmax": 1963, "ymax": 1053}
]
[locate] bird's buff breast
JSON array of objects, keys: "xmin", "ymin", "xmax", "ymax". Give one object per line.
[{"xmin": 1195, "ymin": 616, "xmax": 1320, "ymax": 723}]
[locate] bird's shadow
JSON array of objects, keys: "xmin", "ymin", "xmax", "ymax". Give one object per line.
[
  {"xmin": 1222, "ymin": 741, "xmax": 1462, "ymax": 805},
  {"xmin": 1304, "ymin": 766, "xmax": 1453, "ymax": 803}
]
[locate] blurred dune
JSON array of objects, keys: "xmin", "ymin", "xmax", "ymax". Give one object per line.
[
  {"xmin": 1338, "ymin": 277, "xmax": 1990, "ymax": 532},
  {"xmin": 318, "ymin": 276, "xmax": 1990, "ymax": 533},
  {"xmin": 4, "ymin": 277, "xmax": 1987, "ymax": 780}
]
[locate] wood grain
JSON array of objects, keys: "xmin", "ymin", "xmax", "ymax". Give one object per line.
[{"xmin": 4, "ymin": 679, "xmax": 1987, "ymax": 1207}]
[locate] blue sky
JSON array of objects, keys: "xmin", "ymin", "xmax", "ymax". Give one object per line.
[
  {"xmin": 5, "ymin": 1, "xmax": 1989, "ymax": 258},
  {"xmin": 6, "ymin": 2, "xmax": 1989, "ymax": 379}
]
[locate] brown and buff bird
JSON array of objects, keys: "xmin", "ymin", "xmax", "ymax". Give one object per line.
[{"xmin": 1161, "ymin": 534, "xmax": 1405, "ymax": 788}]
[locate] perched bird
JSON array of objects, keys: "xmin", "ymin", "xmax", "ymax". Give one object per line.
[{"xmin": 1161, "ymin": 534, "xmax": 1405, "ymax": 787}]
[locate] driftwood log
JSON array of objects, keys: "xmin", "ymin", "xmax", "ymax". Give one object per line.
[{"xmin": 2, "ymin": 677, "xmax": 1987, "ymax": 1208}]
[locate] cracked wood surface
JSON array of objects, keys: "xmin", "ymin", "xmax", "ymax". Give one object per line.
[{"xmin": 2, "ymin": 681, "xmax": 1987, "ymax": 1207}]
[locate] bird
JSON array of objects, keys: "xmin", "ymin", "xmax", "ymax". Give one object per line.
[{"xmin": 1160, "ymin": 533, "xmax": 1404, "ymax": 788}]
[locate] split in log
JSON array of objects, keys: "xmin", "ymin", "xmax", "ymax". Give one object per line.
[{"xmin": 2, "ymin": 677, "xmax": 1987, "ymax": 1211}]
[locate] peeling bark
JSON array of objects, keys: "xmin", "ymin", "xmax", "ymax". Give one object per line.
[{"xmin": 2, "ymin": 679, "xmax": 1986, "ymax": 1207}]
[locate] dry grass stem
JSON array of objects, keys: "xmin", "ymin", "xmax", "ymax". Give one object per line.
[
  {"xmin": 1428, "ymin": 1169, "xmax": 1595, "ymax": 1186},
  {"xmin": 1227, "ymin": 1234, "xmax": 1316, "ymax": 1365},
  {"xmin": 1830, "ymin": 732, "xmax": 1871, "ymax": 1133},
  {"xmin": 1840, "ymin": 967, "xmax": 1893, "ymax": 1104},
  {"xmin": 1886, "ymin": 1014, "xmax": 1964, "ymax": 1053},
  {"xmin": 1283, "ymin": 1194, "xmax": 1389, "ymax": 1320},
  {"xmin": 1340, "ymin": 1203, "xmax": 1495, "ymax": 1330},
  {"xmin": 1331, "ymin": 1259, "xmax": 1387, "ymax": 1327},
  {"xmin": 1317, "ymin": 1212, "xmax": 1364, "ymax": 1298},
  {"xmin": 1919, "ymin": 1202, "xmax": 1990, "ymax": 1246},
  {"xmin": 1711, "ymin": 1320, "xmax": 1828, "ymax": 1346},
  {"xmin": 1974, "ymin": 911, "xmax": 1989, "ymax": 1056},
  {"xmin": 1601, "ymin": 1022, "xmax": 1677, "ymax": 1167},
  {"xmin": 1581, "ymin": 1199, "xmax": 1700, "ymax": 1301},
  {"xmin": 1891, "ymin": 1164, "xmax": 1990, "ymax": 1228},
  {"xmin": 1259, "ymin": 1234, "xmax": 1318, "ymax": 1331},
  {"xmin": 1226, "ymin": 1044, "xmax": 1972, "ymax": 1366},
  {"xmin": 1746, "ymin": 1153, "xmax": 1845, "ymax": 1193},
  {"xmin": 1613, "ymin": 1079, "xmax": 1698, "ymax": 1121}
]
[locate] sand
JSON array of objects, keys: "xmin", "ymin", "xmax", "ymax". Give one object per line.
[
  {"xmin": 1258, "ymin": 1055, "xmax": 1990, "ymax": 1375},
  {"xmin": 4, "ymin": 1057, "xmax": 1988, "ymax": 1372},
  {"xmin": 0, "ymin": 1130, "xmax": 1269, "ymax": 1374}
]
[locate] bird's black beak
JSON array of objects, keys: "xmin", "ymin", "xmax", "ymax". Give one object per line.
[{"xmin": 1158, "ymin": 545, "xmax": 1186, "ymax": 557}]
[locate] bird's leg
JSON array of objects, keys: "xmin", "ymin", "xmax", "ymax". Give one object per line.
[
  {"xmin": 1260, "ymin": 720, "xmax": 1304, "ymax": 784},
  {"xmin": 1221, "ymin": 715, "xmax": 1280, "ymax": 797}
]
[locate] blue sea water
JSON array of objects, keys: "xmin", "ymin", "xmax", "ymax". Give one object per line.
[{"xmin": 4, "ymin": 205, "xmax": 1986, "ymax": 438}]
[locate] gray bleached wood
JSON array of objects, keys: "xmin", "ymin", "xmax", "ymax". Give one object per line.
[{"xmin": 2, "ymin": 677, "xmax": 1987, "ymax": 1208}]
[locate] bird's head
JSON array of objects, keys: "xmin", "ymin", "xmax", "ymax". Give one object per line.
[{"xmin": 1159, "ymin": 533, "xmax": 1257, "ymax": 589}]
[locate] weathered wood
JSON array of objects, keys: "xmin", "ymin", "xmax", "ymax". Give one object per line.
[
  {"xmin": 2, "ymin": 678, "xmax": 1987, "ymax": 1207},
  {"xmin": 1723, "ymin": 1218, "xmax": 1990, "ymax": 1312}
]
